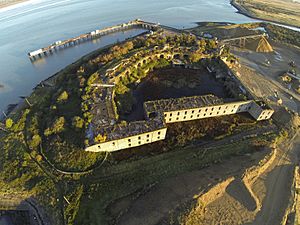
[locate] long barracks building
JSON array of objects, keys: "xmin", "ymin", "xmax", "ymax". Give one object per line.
[{"xmin": 85, "ymin": 95, "xmax": 274, "ymax": 152}]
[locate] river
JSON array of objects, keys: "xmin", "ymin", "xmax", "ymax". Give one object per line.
[{"xmin": 0, "ymin": 0, "xmax": 269, "ymax": 114}]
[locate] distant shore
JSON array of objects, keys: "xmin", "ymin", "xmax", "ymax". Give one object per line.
[
  {"xmin": 230, "ymin": 0, "xmax": 300, "ymax": 29},
  {"xmin": 0, "ymin": 0, "xmax": 28, "ymax": 9}
]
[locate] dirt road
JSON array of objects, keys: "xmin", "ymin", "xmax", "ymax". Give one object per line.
[{"xmin": 246, "ymin": 134, "xmax": 300, "ymax": 225}]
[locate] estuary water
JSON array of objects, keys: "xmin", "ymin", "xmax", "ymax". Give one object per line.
[{"xmin": 0, "ymin": 0, "xmax": 260, "ymax": 113}]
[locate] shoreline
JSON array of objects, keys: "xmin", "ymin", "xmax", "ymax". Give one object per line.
[
  {"xmin": 230, "ymin": 0, "xmax": 300, "ymax": 30},
  {"xmin": 0, "ymin": 0, "xmax": 28, "ymax": 9}
]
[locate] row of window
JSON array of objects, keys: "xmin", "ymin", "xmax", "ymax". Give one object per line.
[
  {"xmin": 127, "ymin": 131, "xmax": 161, "ymax": 142},
  {"xmin": 258, "ymin": 115, "xmax": 271, "ymax": 120},
  {"xmin": 261, "ymin": 111, "xmax": 272, "ymax": 116},
  {"xmin": 166, "ymin": 107, "xmax": 251, "ymax": 122},
  {"xmin": 164, "ymin": 105, "xmax": 251, "ymax": 119},
  {"xmin": 97, "ymin": 131, "xmax": 163, "ymax": 149}
]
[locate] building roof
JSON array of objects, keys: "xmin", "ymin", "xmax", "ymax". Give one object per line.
[
  {"xmin": 144, "ymin": 95, "xmax": 224, "ymax": 113},
  {"xmin": 91, "ymin": 114, "xmax": 166, "ymax": 143}
]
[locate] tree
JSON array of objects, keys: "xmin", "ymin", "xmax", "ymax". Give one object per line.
[
  {"xmin": 5, "ymin": 118, "xmax": 13, "ymax": 129},
  {"xmin": 189, "ymin": 52, "xmax": 202, "ymax": 63},
  {"xmin": 44, "ymin": 117, "xmax": 65, "ymax": 136},
  {"xmin": 57, "ymin": 91, "xmax": 68, "ymax": 103},
  {"xmin": 29, "ymin": 134, "xmax": 41, "ymax": 149},
  {"xmin": 72, "ymin": 116, "xmax": 84, "ymax": 129}
]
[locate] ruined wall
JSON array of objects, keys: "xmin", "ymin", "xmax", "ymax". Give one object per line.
[
  {"xmin": 85, "ymin": 127, "xmax": 167, "ymax": 152},
  {"xmin": 164, "ymin": 101, "xmax": 253, "ymax": 124},
  {"xmin": 248, "ymin": 102, "xmax": 273, "ymax": 121}
]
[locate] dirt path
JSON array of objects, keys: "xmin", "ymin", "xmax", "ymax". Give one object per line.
[{"xmin": 246, "ymin": 134, "xmax": 300, "ymax": 225}]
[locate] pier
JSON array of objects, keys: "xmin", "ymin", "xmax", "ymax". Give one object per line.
[{"xmin": 28, "ymin": 19, "xmax": 159, "ymax": 60}]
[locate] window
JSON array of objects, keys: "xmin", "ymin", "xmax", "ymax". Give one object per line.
[
  {"xmin": 225, "ymin": 106, "xmax": 228, "ymax": 109},
  {"xmin": 157, "ymin": 136, "xmax": 160, "ymax": 139},
  {"xmin": 205, "ymin": 108, "xmax": 208, "ymax": 112},
  {"xmin": 233, "ymin": 105, "xmax": 236, "ymax": 108},
  {"xmin": 147, "ymin": 139, "xmax": 149, "ymax": 142},
  {"xmin": 197, "ymin": 114, "xmax": 200, "ymax": 117},
  {"xmin": 164, "ymin": 113, "xmax": 167, "ymax": 117},
  {"xmin": 169, "ymin": 118, "xmax": 172, "ymax": 121},
  {"xmin": 217, "ymin": 112, "xmax": 219, "ymax": 115},
  {"xmin": 185, "ymin": 111, "xmax": 187, "ymax": 115},
  {"xmin": 147, "ymin": 134, "xmax": 150, "ymax": 138},
  {"xmin": 219, "ymin": 106, "xmax": 222, "ymax": 110},
  {"xmin": 112, "ymin": 142, "xmax": 115, "ymax": 146},
  {"xmin": 98, "ymin": 145, "xmax": 101, "ymax": 149},
  {"xmin": 231, "ymin": 109, "xmax": 234, "ymax": 112},
  {"xmin": 191, "ymin": 115, "xmax": 193, "ymax": 118},
  {"xmin": 176, "ymin": 117, "xmax": 179, "ymax": 120},
  {"xmin": 192, "ymin": 110, "xmax": 194, "ymax": 114},
  {"xmin": 204, "ymin": 114, "xmax": 206, "ymax": 117},
  {"xmin": 128, "ymin": 139, "xmax": 131, "ymax": 142},
  {"xmin": 138, "ymin": 136, "xmax": 141, "ymax": 140},
  {"xmin": 211, "ymin": 108, "xmax": 214, "ymax": 111},
  {"xmin": 210, "ymin": 113, "xmax": 212, "ymax": 115},
  {"xmin": 198, "ymin": 109, "xmax": 201, "ymax": 113},
  {"xmin": 177, "ymin": 112, "xmax": 180, "ymax": 116},
  {"xmin": 170, "ymin": 113, "xmax": 173, "ymax": 117},
  {"xmin": 128, "ymin": 144, "xmax": 131, "ymax": 147},
  {"xmin": 183, "ymin": 116, "xmax": 186, "ymax": 119},
  {"xmin": 223, "ymin": 111, "xmax": 226, "ymax": 114},
  {"xmin": 138, "ymin": 141, "xmax": 141, "ymax": 145}
]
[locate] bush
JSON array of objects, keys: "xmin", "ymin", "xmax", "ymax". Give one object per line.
[
  {"xmin": 5, "ymin": 118, "xmax": 13, "ymax": 129},
  {"xmin": 57, "ymin": 91, "xmax": 69, "ymax": 103},
  {"xmin": 72, "ymin": 116, "xmax": 84, "ymax": 129},
  {"xmin": 29, "ymin": 134, "xmax": 42, "ymax": 149},
  {"xmin": 94, "ymin": 133, "xmax": 107, "ymax": 143},
  {"xmin": 44, "ymin": 117, "xmax": 65, "ymax": 136}
]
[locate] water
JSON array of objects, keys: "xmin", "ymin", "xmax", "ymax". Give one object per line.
[{"xmin": 0, "ymin": 0, "xmax": 273, "ymax": 113}]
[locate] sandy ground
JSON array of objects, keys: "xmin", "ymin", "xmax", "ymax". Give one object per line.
[
  {"xmin": 107, "ymin": 148, "xmax": 271, "ymax": 225},
  {"xmin": 181, "ymin": 134, "xmax": 300, "ymax": 225},
  {"xmin": 0, "ymin": 0, "xmax": 28, "ymax": 9},
  {"xmin": 232, "ymin": 0, "xmax": 300, "ymax": 27}
]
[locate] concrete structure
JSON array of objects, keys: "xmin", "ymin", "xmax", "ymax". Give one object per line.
[
  {"xmin": 85, "ymin": 114, "xmax": 167, "ymax": 152},
  {"xmin": 221, "ymin": 33, "xmax": 267, "ymax": 48},
  {"xmin": 86, "ymin": 95, "xmax": 274, "ymax": 152}
]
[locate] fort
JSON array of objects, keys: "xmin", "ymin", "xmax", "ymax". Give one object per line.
[
  {"xmin": 84, "ymin": 37, "xmax": 274, "ymax": 152},
  {"xmin": 86, "ymin": 94, "xmax": 273, "ymax": 152}
]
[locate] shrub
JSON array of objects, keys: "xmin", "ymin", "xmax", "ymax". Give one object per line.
[
  {"xmin": 72, "ymin": 116, "xmax": 84, "ymax": 129},
  {"xmin": 94, "ymin": 133, "xmax": 107, "ymax": 143},
  {"xmin": 57, "ymin": 91, "xmax": 69, "ymax": 103},
  {"xmin": 44, "ymin": 117, "xmax": 65, "ymax": 136},
  {"xmin": 29, "ymin": 134, "xmax": 41, "ymax": 149},
  {"xmin": 5, "ymin": 118, "xmax": 13, "ymax": 129}
]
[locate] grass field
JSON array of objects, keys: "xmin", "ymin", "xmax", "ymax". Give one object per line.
[{"xmin": 232, "ymin": 0, "xmax": 300, "ymax": 27}]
